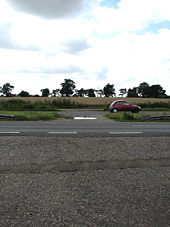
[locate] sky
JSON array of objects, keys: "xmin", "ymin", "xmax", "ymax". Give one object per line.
[{"xmin": 0, "ymin": 0, "xmax": 170, "ymax": 96}]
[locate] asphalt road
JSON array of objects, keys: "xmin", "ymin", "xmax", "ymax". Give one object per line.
[
  {"xmin": 0, "ymin": 110, "xmax": 170, "ymax": 226},
  {"xmin": 0, "ymin": 119, "xmax": 170, "ymax": 137}
]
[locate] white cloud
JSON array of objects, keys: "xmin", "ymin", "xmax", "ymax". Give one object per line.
[
  {"xmin": 0, "ymin": 0, "xmax": 170, "ymax": 95},
  {"xmin": 93, "ymin": 0, "xmax": 170, "ymax": 33}
]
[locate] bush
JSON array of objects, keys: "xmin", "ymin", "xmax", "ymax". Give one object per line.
[
  {"xmin": 138, "ymin": 102, "xmax": 170, "ymax": 109},
  {"xmin": 122, "ymin": 112, "xmax": 135, "ymax": 120}
]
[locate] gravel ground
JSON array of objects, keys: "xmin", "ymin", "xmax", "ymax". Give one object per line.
[
  {"xmin": 59, "ymin": 109, "xmax": 107, "ymax": 120},
  {"xmin": 0, "ymin": 136, "xmax": 169, "ymax": 165},
  {"xmin": 0, "ymin": 168, "xmax": 169, "ymax": 226},
  {"xmin": 0, "ymin": 135, "xmax": 169, "ymax": 226}
]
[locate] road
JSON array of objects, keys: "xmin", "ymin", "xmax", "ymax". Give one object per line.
[
  {"xmin": 0, "ymin": 110, "xmax": 170, "ymax": 226},
  {"xmin": 0, "ymin": 119, "xmax": 170, "ymax": 136}
]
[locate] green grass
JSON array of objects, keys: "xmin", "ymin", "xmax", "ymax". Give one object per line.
[
  {"xmin": 106, "ymin": 112, "xmax": 170, "ymax": 122},
  {"xmin": 0, "ymin": 111, "xmax": 60, "ymax": 121},
  {"xmin": 0, "ymin": 99, "xmax": 87, "ymax": 111}
]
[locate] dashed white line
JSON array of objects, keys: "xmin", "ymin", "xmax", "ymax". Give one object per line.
[
  {"xmin": 74, "ymin": 117, "xmax": 97, "ymax": 120},
  {"xmin": 109, "ymin": 131, "xmax": 143, "ymax": 135},
  {"xmin": 0, "ymin": 132, "xmax": 20, "ymax": 134},
  {"xmin": 48, "ymin": 131, "xmax": 77, "ymax": 135}
]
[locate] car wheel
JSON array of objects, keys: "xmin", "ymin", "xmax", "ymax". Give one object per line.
[{"xmin": 113, "ymin": 108, "xmax": 118, "ymax": 113}]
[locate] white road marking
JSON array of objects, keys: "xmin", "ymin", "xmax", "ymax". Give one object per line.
[
  {"xmin": 0, "ymin": 132, "xmax": 20, "ymax": 134},
  {"xmin": 109, "ymin": 131, "xmax": 143, "ymax": 134},
  {"xmin": 74, "ymin": 117, "xmax": 97, "ymax": 120},
  {"xmin": 48, "ymin": 131, "xmax": 77, "ymax": 134}
]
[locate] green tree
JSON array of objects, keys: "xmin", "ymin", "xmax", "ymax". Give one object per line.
[
  {"xmin": 148, "ymin": 84, "xmax": 166, "ymax": 98},
  {"xmin": 75, "ymin": 88, "xmax": 87, "ymax": 97},
  {"xmin": 138, "ymin": 82, "xmax": 150, "ymax": 97},
  {"xmin": 0, "ymin": 83, "xmax": 14, "ymax": 96},
  {"xmin": 51, "ymin": 89, "xmax": 60, "ymax": 97},
  {"xmin": 119, "ymin": 88, "xmax": 127, "ymax": 97},
  {"xmin": 87, "ymin": 89, "xmax": 96, "ymax": 97},
  {"xmin": 60, "ymin": 79, "xmax": 76, "ymax": 97},
  {"xmin": 127, "ymin": 87, "xmax": 139, "ymax": 97},
  {"xmin": 18, "ymin": 90, "xmax": 30, "ymax": 97},
  {"xmin": 95, "ymin": 89, "xmax": 104, "ymax": 97},
  {"xmin": 103, "ymin": 83, "xmax": 116, "ymax": 97},
  {"xmin": 40, "ymin": 88, "xmax": 50, "ymax": 97}
]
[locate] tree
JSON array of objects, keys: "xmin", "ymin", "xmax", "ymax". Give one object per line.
[
  {"xmin": 0, "ymin": 83, "xmax": 14, "ymax": 97},
  {"xmin": 40, "ymin": 88, "xmax": 50, "ymax": 97},
  {"xmin": 87, "ymin": 89, "xmax": 95, "ymax": 97},
  {"xmin": 138, "ymin": 82, "xmax": 150, "ymax": 97},
  {"xmin": 119, "ymin": 88, "xmax": 127, "ymax": 97},
  {"xmin": 95, "ymin": 89, "xmax": 104, "ymax": 97},
  {"xmin": 75, "ymin": 88, "xmax": 87, "ymax": 97},
  {"xmin": 127, "ymin": 87, "xmax": 139, "ymax": 97},
  {"xmin": 103, "ymin": 84, "xmax": 116, "ymax": 97},
  {"xmin": 148, "ymin": 84, "xmax": 166, "ymax": 98},
  {"xmin": 51, "ymin": 89, "xmax": 60, "ymax": 97},
  {"xmin": 18, "ymin": 90, "xmax": 30, "ymax": 97},
  {"xmin": 60, "ymin": 79, "xmax": 76, "ymax": 97}
]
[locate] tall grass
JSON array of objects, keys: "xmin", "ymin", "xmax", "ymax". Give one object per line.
[{"xmin": 0, "ymin": 99, "xmax": 84, "ymax": 111}]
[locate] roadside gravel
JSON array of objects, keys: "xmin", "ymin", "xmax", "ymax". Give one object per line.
[
  {"xmin": 0, "ymin": 167, "xmax": 169, "ymax": 226},
  {"xmin": 0, "ymin": 136, "xmax": 169, "ymax": 166}
]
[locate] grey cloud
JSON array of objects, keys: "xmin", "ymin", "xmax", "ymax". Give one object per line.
[
  {"xmin": 63, "ymin": 39, "xmax": 91, "ymax": 55},
  {"xmin": 0, "ymin": 23, "xmax": 40, "ymax": 51},
  {"xmin": 7, "ymin": 0, "xmax": 86, "ymax": 19},
  {"xmin": 96, "ymin": 67, "xmax": 109, "ymax": 80}
]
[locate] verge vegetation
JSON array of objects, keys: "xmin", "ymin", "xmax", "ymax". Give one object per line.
[
  {"xmin": 0, "ymin": 111, "xmax": 60, "ymax": 121},
  {"xmin": 0, "ymin": 97, "xmax": 170, "ymax": 111},
  {"xmin": 106, "ymin": 112, "xmax": 170, "ymax": 122}
]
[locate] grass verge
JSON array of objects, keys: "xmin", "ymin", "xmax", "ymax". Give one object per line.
[
  {"xmin": 106, "ymin": 112, "xmax": 170, "ymax": 122},
  {"xmin": 0, "ymin": 111, "xmax": 60, "ymax": 121}
]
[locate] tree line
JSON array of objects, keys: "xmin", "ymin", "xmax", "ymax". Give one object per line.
[{"xmin": 0, "ymin": 80, "xmax": 168, "ymax": 98}]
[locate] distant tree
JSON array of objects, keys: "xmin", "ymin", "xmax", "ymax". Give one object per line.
[
  {"xmin": 60, "ymin": 79, "xmax": 76, "ymax": 97},
  {"xmin": 127, "ymin": 87, "xmax": 139, "ymax": 97},
  {"xmin": 87, "ymin": 89, "xmax": 96, "ymax": 97},
  {"xmin": 148, "ymin": 84, "xmax": 166, "ymax": 98},
  {"xmin": 119, "ymin": 88, "xmax": 127, "ymax": 97},
  {"xmin": 40, "ymin": 88, "xmax": 50, "ymax": 97},
  {"xmin": 103, "ymin": 83, "xmax": 116, "ymax": 97},
  {"xmin": 51, "ymin": 89, "xmax": 60, "ymax": 97},
  {"xmin": 18, "ymin": 90, "xmax": 30, "ymax": 97},
  {"xmin": 95, "ymin": 89, "xmax": 104, "ymax": 97},
  {"xmin": 0, "ymin": 83, "xmax": 14, "ymax": 97},
  {"xmin": 138, "ymin": 82, "xmax": 150, "ymax": 97},
  {"xmin": 75, "ymin": 88, "xmax": 87, "ymax": 97}
]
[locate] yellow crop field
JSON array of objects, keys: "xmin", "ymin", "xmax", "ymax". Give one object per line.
[{"xmin": 0, "ymin": 97, "xmax": 169, "ymax": 106}]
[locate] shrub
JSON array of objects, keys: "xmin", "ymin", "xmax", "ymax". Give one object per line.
[{"xmin": 122, "ymin": 112, "xmax": 135, "ymax": 120}]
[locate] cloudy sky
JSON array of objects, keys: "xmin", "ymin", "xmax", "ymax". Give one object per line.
[{"xmin": 0, "ymin": 0, "xmax": 170, "ymax": 95}]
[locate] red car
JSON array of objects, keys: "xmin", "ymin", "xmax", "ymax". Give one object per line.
[{"xmin": 109, "ymin": 100, "xmax": 141, "ymax": 113}]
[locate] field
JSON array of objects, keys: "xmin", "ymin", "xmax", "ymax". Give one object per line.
[
  {"xmin": 0, "ymin": 97, "xmax": 170, "ymax": 110},
  {"xmin": 0, "ymin": 97, "xmax": 169, "ymax": 105}
]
